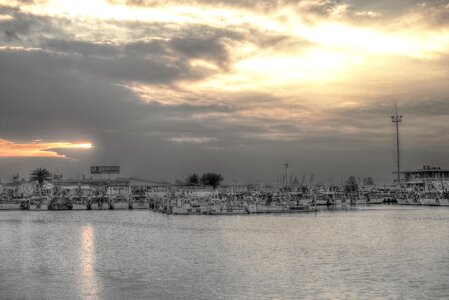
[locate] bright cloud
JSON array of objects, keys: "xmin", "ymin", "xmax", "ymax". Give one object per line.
[{"xmin": 0, "ymin": 139, "xmax": 93, "ymax": 158}]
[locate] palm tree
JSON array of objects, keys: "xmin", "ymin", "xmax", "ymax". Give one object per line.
[{"xmin": 30, "ymin": 168, "xmax": 52, "ymax": 188}]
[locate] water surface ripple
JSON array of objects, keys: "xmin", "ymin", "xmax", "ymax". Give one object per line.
[{"xmin": 1, "ymin": 206, "xmax": 449, "ymax": 299}]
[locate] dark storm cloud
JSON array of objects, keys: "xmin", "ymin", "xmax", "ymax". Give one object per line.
[
  {"xmin": 37, "ymin": 36, "xmax": 231, "ymax": 84},
  {"xmin": 0, "ymin": 48, "xmax": 234, "ymax": 136}
]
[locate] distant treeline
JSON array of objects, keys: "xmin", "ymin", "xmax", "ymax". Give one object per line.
[{"xmin": 182, "ymin": 173, "xmax": 224, "ymax": 189}]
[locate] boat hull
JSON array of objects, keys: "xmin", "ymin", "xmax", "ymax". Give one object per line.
[
  {"xmin": 89, "ymin": 203, "xmax": 106, "ymax": 210},
  {"xmin": 366, "ymin": 198, "xmax": 385, "ymax": 204},
  {"xmin": 439, "ymin": 199, "xmax": 449, "ymax": 206},
  {"xmin": 397, "ymin": 198, "xmax": 421, "ymax": 205},
  {"xmin": 131, "ymin": 202, "xmax": 150, "ymax": 209},
  {"xmin": 110, "ymin": 202, "xmax": 130, "ymax": 210},
  {"xmin": 0, "ymin": 203, "xmax": 24, "ymax": 210},
  {"xmin": 71, "ymin": 204, "xmax": 89, "ymax": 210},
  {"xmin": 420, "ymin": 198, "xmax": 440, "ymax": 206},
  {"xmin": 28, "ymin": 204, "xmax": 48, "ymax": 211},
  {"xmin": 172, "ymin": 207, "xmax": 193, "ymax": 215}
]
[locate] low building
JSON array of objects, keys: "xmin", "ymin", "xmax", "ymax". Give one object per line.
[{"xmin": 397, "ymin": 165, "xmax": 449, "ymax": 188}]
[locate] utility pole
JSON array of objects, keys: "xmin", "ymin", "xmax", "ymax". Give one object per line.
[
  {"xmin": 391, "ymin": 104, "xmax": 402, "ymax": 186},
  {"xmin": 284, "ymin": 164, "xmax": 289, "ymax": 187}
]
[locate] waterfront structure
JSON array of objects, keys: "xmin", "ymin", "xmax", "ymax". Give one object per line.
[
  {"xmin": 1, "ymin": 175, "xmax": 35, "ymax": 198},
  {"xmin": 401, "ymin": 165, "xmax": 449, "ymax": 187}
]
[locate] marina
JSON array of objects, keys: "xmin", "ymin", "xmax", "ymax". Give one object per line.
[{"xmin": 1, "ymin": 176, "xmax": 449, "ymax": 214}]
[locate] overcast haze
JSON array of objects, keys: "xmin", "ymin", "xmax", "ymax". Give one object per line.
[{"xmin": 1, "ymin": 0, "xmax": 449, "ymax": 184}]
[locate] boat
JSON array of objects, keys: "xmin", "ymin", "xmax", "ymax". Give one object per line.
[
  {"xmin": 438, "ymin": 196, "xmax": 449, "ymax": 206},
  {"xmin": 396, "ymin": 197, "xmax": 421, "ymax": 205},
  {"xmin": 89, "ymin": 197, "xmax": 107, "ymax": 210},
  {"xmin": 313, "ymin": 194, "xmax": 330, "ymax": 205},
  {"xmin": 365, "ymin": 192, "xmax": 385, "ymax": 204},
  {"xmin": 129, "ymin": 195, "xmax": 149, "ymax": 209},
  {"xmin": 70, "ymin": 196, "xmax": 89, "ymax": 210},
  {"xmin": 420, "ymin": 196, "xmax": 440, "ymax": 206},
  {"xmin": 28, "ymin": 196, "xmax": 49, "ymax": 211},
  {"xmin": 109, "ymin": 196, "xmax": 130, "ymax": 210},
  {"xmin": 0, "ymin": 199, "xmax": 28, "ymax": 210},
  {"xmin": 172, "ymin": 204, "xmax": 193, "ymax": 215},
  {"xmin": 209, "ymin": 205, "xmax": 248, "ymax": 215},
  {"xmin": 48, "ymin": 196, "xmax": 73, "ymax": 210},
  {"xmin": 130, "ymin": 200, "xmax": 150, "ymax": 209}
]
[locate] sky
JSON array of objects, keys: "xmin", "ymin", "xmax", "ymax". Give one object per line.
[{"xmin": 0, "ymin": 0, "xmax": 449, "ymax": 184}]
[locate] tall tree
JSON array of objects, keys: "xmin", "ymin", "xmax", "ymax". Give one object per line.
[
  {"xmin": 186, "ymin": 173, "xmax": 200, "ymax": 185},
  {"xmin": 30, "ymin": 168, "xmax": 52, "ymax": 187},
  {"xmin": 200, "ymin": 173, "xmax": 223, "ymax": 189},
  {"xmin": 345, "ymin": 176, "xmax": 358, "ymax": 193}
]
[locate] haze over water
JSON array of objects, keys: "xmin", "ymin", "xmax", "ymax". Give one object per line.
[{"xmin": 1, "ymin": 206, "xmax": 449, "ymax": 299}]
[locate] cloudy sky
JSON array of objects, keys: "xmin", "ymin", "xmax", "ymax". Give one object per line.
[{"xmin": 1, "ymin": 0, "xmax": 448, "ymax": 184}]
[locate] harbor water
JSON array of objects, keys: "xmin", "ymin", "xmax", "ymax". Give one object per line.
[{"xmin": 1, "ymin": 206, "xmax": 449, "ymax": 299}]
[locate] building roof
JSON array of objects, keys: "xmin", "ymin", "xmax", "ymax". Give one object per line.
[{"xmin": 53, "ymin": 177, "xmax": 171, "ymax": 187}]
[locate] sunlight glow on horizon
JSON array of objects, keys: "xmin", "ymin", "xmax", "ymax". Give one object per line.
[{"xmin": 0, "ymin": 139, "xmax": 94, "ymax": 158}]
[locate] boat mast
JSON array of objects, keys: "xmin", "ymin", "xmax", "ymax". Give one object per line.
[{"xmin": 391, "ymin": 104, "xmax": 402, "ymax": 186}]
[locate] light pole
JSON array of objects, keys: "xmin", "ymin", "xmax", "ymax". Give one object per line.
[
  {"xmin": 284, "ymin": 163, "xmax": 289, "ymax": 187},
  {"xmin": 391, "ymin": 104, "xmax": 402, "ymax": 186}
]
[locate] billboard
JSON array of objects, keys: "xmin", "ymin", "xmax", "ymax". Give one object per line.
[{"xmin": 90, "ymin": 166, "xmax": 120, "ymax": 174}]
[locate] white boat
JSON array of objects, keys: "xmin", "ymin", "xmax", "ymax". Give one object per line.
[
  {"xmin": 72, "ymin": 203, "xmax": 89, "ymax": 210},
  {"xmin": 172, "ymin": 206, "xmax": 193, "ymax": 215},
  {"xmin": 438, "ymin": 198, "xmax": 449, "ymax": 206},
  {"xmin": 0, "ymin": 201, "xmax": 26, "ymax": 210},
  {"xmin": 264, "ymin": 205, "xmax": 285, "ymax": 213},
  {"xmin": 210, "ymin": 206, "xmax": 248, "ymax": 215},
  {"xmin": 69, "ymin": 196, "xmax": 89, "ymax": 210},
  {"xmin": 130, "ymin": 195, "xmax": 150, "ymax": 209},
  {"xmin": 110, "ymin": 197, "xmax": 130, "ymax": 210},
  {"xmin": 350, "ymin": 195, "xmax": 366, "ymax": 205},
  {"xmin": 28, "ymin": 196, "xmax": 49, "ymax": 211},
  {"xmin": 314, "ymin": 195, "xmax": 330, "ymax": 206},
  {"xmin": 89, "ymin": 197, "xmax": 107, "ymax": 210},
  {"xmin": 131, "ymin": 201, "xmax": 150, "ymax": 209},
  {"xmin": 396, "ymin": 197, "xmax": 421, "ymax": 205},
  {"xmin": 420, "ymin": 197, "xmax": 440, "ymax": 206},
  {"xmin": 365, "ymin": 193, "xmax": 385, "ymax": 204},
  {"xmin": 28, "ymin": 202, "xmax": 48, "ymax": 211}
]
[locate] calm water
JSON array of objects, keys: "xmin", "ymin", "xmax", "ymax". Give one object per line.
[{"xmin": 1, "ymin": 206, "xmax": 449, "ymax": 300}]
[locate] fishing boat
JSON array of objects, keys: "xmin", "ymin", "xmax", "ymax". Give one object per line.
[
  {"xmin": 48, "ymin": 196, "xmax": 73, "ymax": 210},
  {"xmin": 109, "ymin": 195, "xmax": 130, "ymax": 210},
  {"xmin": 70, "ymin": 196, "xmax": 89, "ymax": 210},
  {"xmin": 172, "ymin": 203, "xmax": 193, "ymax": 215},
  {"xmin": 363, "ymin": 190, "xmax": 385, "ymax": 204},
  {"xmin": 130, "ymin": 200, "xmax": 150, "ymax": 209},
  {"xmin": 0, "ymin": 199, "xmax": 28, "ymax": 210},
  {"xmin": 438, "ymin": 195, "xmax": 449, "ymax": 206},
  {"xmin": 210, "ymin": 204, "xmax": 248, "ymax": 215},
  {"xmin": 349, "ymin": 193, "xmax": 366, "ymax": 205},
  {"xmin": 28, "ymin": 196, "xmax": 49, "ymax": 211},
  {"xmin": 89, "ymin": 196, "xmax": 107, "ymax": 210},
  {"xmin": 420, "ymin": 196, "xmax": 441, "ymax": 206},
  {"xmin": 129, "ymin": 194, "xmax": 150, "ymax": 209},
  {"xmin": 0, "ymin": 193, "xmax": 27, "ymax": 210},
  {"xmin": 396, "ymin": 190, "xmax": 421, "ymax": 205}
]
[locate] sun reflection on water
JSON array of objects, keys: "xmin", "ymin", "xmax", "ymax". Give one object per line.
[{"xmin": 79, "ymin": 225, "xmax": 102, "ymax": 299}]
